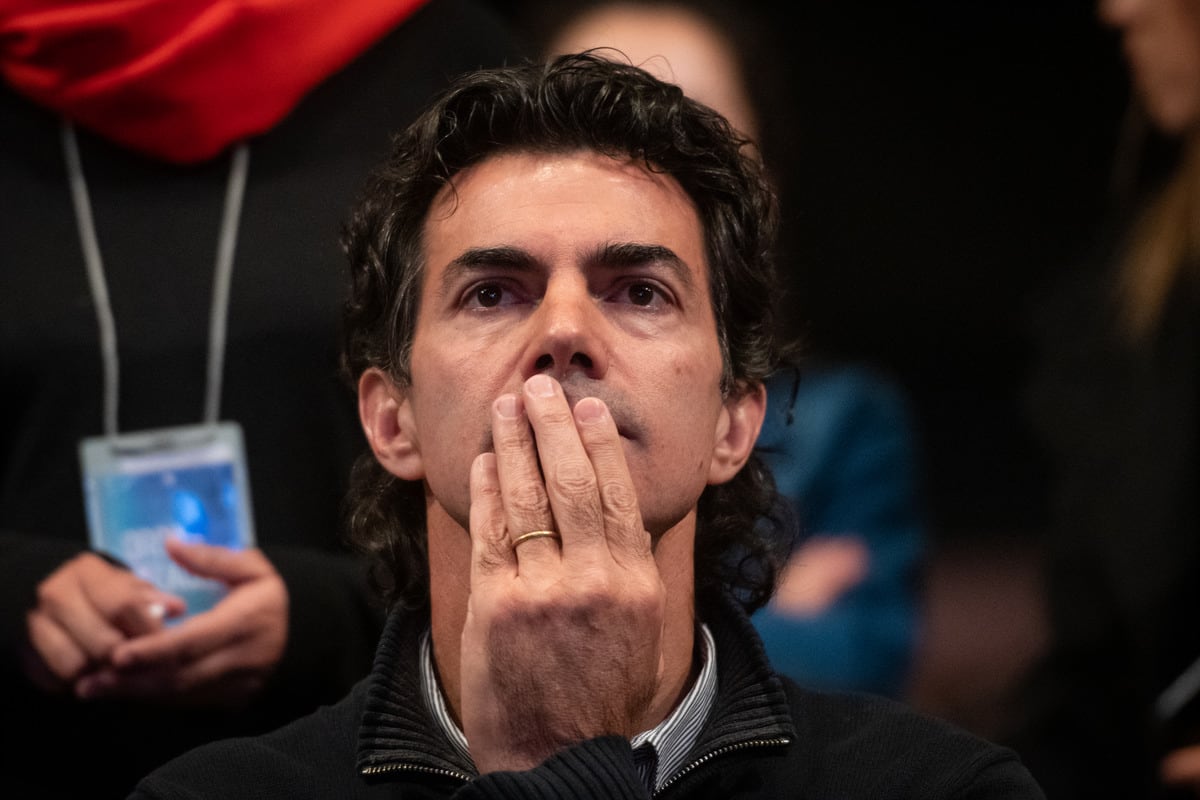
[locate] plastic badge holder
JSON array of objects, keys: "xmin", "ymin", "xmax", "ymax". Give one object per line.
[{"xmin": 80, "ymin": 422, "xmax": 255, "ymax": 620}]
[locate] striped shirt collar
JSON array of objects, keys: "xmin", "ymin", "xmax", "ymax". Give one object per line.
[{"xmin": 419, "ymin": 624, "xmax": 718, "ymax": 792}]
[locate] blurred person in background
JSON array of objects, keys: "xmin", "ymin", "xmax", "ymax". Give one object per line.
[
  {"xmin": 1012, "ymin": 0, "xmax": 1200, "ymax": 796},
  {"xmin": 0, "ymin": 0, "xmax": 518, "ymax": 796},
  {"xmin": 534, "ymin": 0, "xmax": 927, "ymax": 699}
]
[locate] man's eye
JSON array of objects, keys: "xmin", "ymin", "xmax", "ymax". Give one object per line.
[
  {"xmin": 474, "ymin": 285, "xmax": 504, "ymax": 308},
  {"xmin": 627, "ymin": 283, "xmax": 657, "ymax": 306}
]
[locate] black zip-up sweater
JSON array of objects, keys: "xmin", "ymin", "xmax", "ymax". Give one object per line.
[{"xmin": 130, "ymin": 593, "xmax": 1045, "ymax": 799}]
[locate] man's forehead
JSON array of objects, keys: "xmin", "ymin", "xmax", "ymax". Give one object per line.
[
  {"xmin": 421, "ymin": 149, "xmax": 709, "ymax": 277},
  {"xmin": 427, "ymin": 148, "xmax": 696, "ymax": 217}
]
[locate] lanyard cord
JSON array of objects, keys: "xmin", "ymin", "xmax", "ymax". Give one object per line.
[{"xmin": 62, "ymin": 123, "xmax": 250, "ymax": 436}]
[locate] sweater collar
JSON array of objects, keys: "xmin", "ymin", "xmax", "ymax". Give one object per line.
[
  {"xmin": 0, "ymin": 0, "xmax": 430, "ymax": 163},
  {"xmin": 355, "ymin": 604, "xmax": 474, "ymax": 782},
  {"xmin": 684, "ymin": 592, "xmax": 796, "ymax": 761}
]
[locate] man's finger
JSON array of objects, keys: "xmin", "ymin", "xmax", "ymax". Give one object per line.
[
  {"xmin": 522, "ymin": 374, "xmax": 604, "ymax": 554},
  {"xmin": 490, "ymin": 392, "xmax": 557, "ymax": 559},
  {"xmin": 470, "ymin": 452, "xmax": 518, "ymax": 579},
  {"xmin": 573, "ymin": 396, "xmax": 648, "ymax": 561}
]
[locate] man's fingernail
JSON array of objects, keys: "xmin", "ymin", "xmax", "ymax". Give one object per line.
[
  {"xmin": 574, "ymin": 397, "xmax": 606, "ymax": 423},
  {"xmin": 527, "ymin": 374, "xmax": 555, "ymax": 397},
  {"xmin": 496, "ymin": 394, "xmax": 520, "ymax": 419},
  {"xmin": 147, "ymin": 602, "xmax": 166, "ymax": 620}
]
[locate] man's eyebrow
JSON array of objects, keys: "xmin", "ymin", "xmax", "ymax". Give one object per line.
[
  {"xmin": 438, "ymin": 246, "xmax": 538, "ymax": 292},
  {"xmin": 436, "ymin": 242, "xmax": 697, "ymax": 293},
  {"xmin": 589, "ymin": 242, "xmax": 696, "ymax": 290}
]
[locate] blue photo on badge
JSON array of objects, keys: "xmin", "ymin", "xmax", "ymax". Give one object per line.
[{"xmin": 80, "ymin": 422, "xmax": 256, "ymax": 619}]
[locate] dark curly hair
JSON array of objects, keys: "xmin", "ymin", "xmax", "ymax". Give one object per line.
[{"xmin": 340, "ymin": 51, "xmax": 793, "ymax": 614}]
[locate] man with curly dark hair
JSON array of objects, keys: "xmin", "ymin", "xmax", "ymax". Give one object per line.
[{"xmin": 131, "ymin": 52, "xmax": 1044, "ymax": 799}]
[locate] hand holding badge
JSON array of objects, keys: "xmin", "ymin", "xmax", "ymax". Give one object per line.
[
  {"xmin": 31, "ymin": 135, "xmax": 287, "ymax": 703},
  {"xmin": 79, "ymin": 422, "xmax": 257, "ymax": 619}
]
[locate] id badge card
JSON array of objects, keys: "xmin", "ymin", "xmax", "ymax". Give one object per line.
[{"xmin": 79, "ymin": 422, "xmax": 256, "ymax": 619}]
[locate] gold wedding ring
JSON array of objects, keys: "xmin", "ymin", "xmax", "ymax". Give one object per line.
[{"xmin": 512, "ymin": 529, "xmax": 560, "ymax": 547}]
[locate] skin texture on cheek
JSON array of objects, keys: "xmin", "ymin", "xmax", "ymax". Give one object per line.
[
  {"xmin": 397, "ymin": 295, "xmax": 500, "ymax": 528},
  {"xmin": 621, "ymin": 344, "xmax": 725, "ymax": 536}
]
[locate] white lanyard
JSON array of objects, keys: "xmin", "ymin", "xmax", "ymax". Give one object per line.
[{"xmin": 62, "ymin": 123, "xmax": 250, "ymax": 437}]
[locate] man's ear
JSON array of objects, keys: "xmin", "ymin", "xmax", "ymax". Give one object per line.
[
  {"xmin": 708, "ymin": 381, "xmax": 767, "ymax": 485},
  {"xmin": 358, "ymin": 368, "xmax": 424, "ymax": 481}
]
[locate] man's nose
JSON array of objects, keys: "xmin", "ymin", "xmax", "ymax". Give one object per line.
[{"xmin": 521, "ymin": 282, "xmax": 609, "ymax": 383}]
